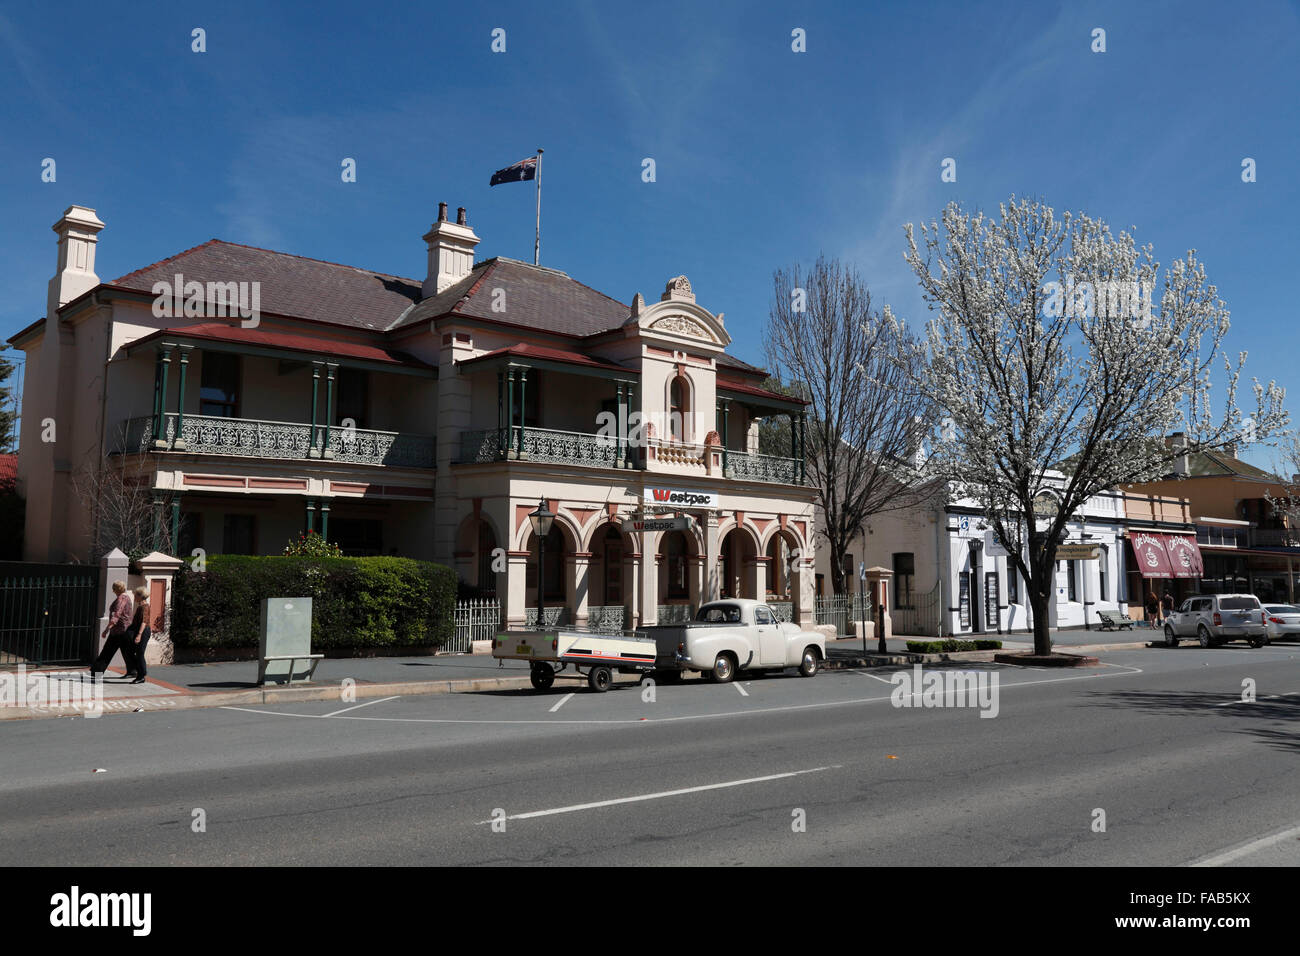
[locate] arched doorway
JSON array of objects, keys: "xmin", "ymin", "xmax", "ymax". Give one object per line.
[
  {"xmin": 524, "ymin": 524, "xmax": 571, "ymax": 627},
  {"xmin": 455, "ymin": 515, "xmax": 499, "ymax": 595},
  {"xmin": 657, "ymin": 529, "xmax": 700, "ymax": 622},
  {"xmin": 720, "ymin": 527, "xmax": 759, "ymax": 599},
  {"xmin": 589, "ymin": 522, "xmax": 633, "ymax": 630}
]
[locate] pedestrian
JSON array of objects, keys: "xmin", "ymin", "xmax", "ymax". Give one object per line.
[
  {"xmin": 1161, "ymin": 590, "xmax": 1175, "ymax": 623},
  {"xmin": 124, "ymin": 585, "xmax": 152, "ymax": 684},
  {"xmin": 89, "ymin": 581, "xmax": 133, "ymax": 678},
  {"xmin": 1146, "ymin": 588, "xmax": 1161, "ymax": 628}
]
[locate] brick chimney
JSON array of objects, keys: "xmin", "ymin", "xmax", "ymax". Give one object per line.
[{"xmin": 422, "ymin": 203, "xmax": 480, "ymax": 298}]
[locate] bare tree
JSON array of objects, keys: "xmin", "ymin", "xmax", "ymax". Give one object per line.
[
  {"xmin": 71, "ymin": 450, "xmax": 174, "ymax": 561},
  {"xmin": 765, "ymin": 255, "xmax": 934, "ymax": 594},
  {"xmin": 898, "ymin": 196, "xmax": 1288, "ymax": 655},
  {"xmin": 1264, "ymin": 433, "xmax": 1300, "ymax": 544}
]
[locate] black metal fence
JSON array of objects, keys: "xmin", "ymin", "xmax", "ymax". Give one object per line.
[{"xmin": 0, "ymin": 562, "xmax": 99, "ymax": 668}]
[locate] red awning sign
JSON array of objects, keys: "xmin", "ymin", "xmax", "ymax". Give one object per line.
[
  {"xmin": 1130, "ymin": 532, "xmax": 1173, "ymax": 578},
  {"xmin": 1163, "ymin": 534, "xmax": 1204, "ymax": 578}
]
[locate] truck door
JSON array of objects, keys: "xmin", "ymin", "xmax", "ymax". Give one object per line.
[{"xmin": 754, "ymin": 605, "xmax": 784, "ymax": 666}]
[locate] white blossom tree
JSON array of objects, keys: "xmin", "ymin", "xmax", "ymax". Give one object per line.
[{"xmin": 896, "ymin": 197, "xmax": 1287, "ymax": 655}]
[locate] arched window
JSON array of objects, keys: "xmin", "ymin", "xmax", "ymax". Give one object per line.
[{"xmin": 669, "ymin": 377, "xmax": 685, "ymax": 441}]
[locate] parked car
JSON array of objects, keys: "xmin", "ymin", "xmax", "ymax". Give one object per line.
[
  {"xmin": 1262, "ymin": 604, "xmax": 1300, "ymax": 643},
  {"xmin": 642, "ymin": 599, "xmax": 825, "ymax": 683},
  {"xmin": 1162, "ymin": 594, "xmax": 1267, "ymax": 648}
]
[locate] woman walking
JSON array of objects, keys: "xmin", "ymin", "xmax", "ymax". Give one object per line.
[
  {"xmin": 1146, "ymin": 588, "xmax": 1161, "ymax": 629},
  {"xmin": 124, "ymin": 585, "xmax": 152, "ymax": 684},
  {"xmin": 89, "ymin": 581, "xmax": 133, "ymax": 678}
]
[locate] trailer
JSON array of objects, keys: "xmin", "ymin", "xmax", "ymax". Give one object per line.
[{"xmin": 492, "ymin": 628, "xmax": 659, "ymax": 692}]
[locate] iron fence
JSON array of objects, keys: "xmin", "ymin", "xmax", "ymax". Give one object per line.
[
  {"xmin": 814, "ymin": 594, "xmax": 873, "ymax": 637},
  {"xmin": 892, "ymin": 580, "xmax": 942, "ymax": 637},
  {"xmin": 0, "ymin": 563, "xmax": 99, "ymax": 667},
  {"xmin": 449, "ymin": 598, "xmax": 500, "ymax": 654}
]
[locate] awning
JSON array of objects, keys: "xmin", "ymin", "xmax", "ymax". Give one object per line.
[{"xmin": 1129, "ymin": 532, "xmax": 1204, "ymax": 579}]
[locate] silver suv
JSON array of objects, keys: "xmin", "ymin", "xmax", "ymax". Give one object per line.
[{"xmin": 1163, "ymin": 594, "xmax": 1267, "ymax": 648}]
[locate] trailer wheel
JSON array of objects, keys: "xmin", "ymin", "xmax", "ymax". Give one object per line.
[
  {"xmin": 530, "ymin": 663, "xmax": 555, "ymax": 691},
  {"xmin": 798, "ymin": 647, "xmax": 820, "ymax": 677},
  {"xmin": 708, "ymin": 653, "xmax": 736, "ymax": 684},
  {"xmin": 588, "ymin": 666, "xmax": 612, "ymax": 692}
]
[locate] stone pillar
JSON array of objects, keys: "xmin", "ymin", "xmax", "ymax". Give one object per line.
[
  {"xmin": 135, "ymin": 551, "xmax": 184, "ymax": 665},
  {"xmin": 864, "ymin": 567, "xmax": 894, "ymax": 641},
  {"xmin": 504, "ymin": 551, "xmax": 530, "ymax": 628},
  {"xmin": 704, "ymin": 512, "xmax": 720, "ymax": 602},
  {"xmin": 571, "ymin": 552, "xmax": 592, "ymax": 626},
  {"xmin": 96, "ymin": 548, "xmax": 130, "ymax": 663},
  {"xmin": 752, "ymin": 555, "xmax": 770, "ymax": 602},
  {"xmin": 640, "ymin": 530, "xmax": 658, "ymax": 625},
  {"xmin": 625, "ymin": 548, "xmax": 642, "ymax": 627},
  {"xmin": 1081, "ymin": 555, "xmax": 1096, "ymax": 630}
]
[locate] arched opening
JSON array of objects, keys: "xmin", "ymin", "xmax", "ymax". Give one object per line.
[
  {"xmin": 668, "ymin": 374, "xmax": 692, "ymax": 442},
  {"xmin": 720, "ymin": 527, "xmax": 759, "ymax": 599},
  {"xmin": 455, "ymin": 515, "xmax": 499, "ymax": 596},
  {"xmin": 656, "ymin": 528, "xmax": 701, "ymax": 623},
  {"xmin": 524, "ymin": 524, "xmax": 571, "ymax": 627},
  {"xmin": 589, "ymin": 522, "xmax": 633, "ymax": 631}
]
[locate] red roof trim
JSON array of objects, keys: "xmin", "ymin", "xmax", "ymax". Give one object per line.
[
  {"xmin": 717, "ymin": 376, "xmax": 809, "ymax": 405},
  {"xmin": 128, "ymin": 323, "xmax": 434, "ymax": 370},
  {"xmin": 459, "ymin": 343, "xmax": 635, "ymax": 374}
]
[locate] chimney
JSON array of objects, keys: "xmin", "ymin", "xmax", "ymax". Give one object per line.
[
  {"xmin": 1223, "ymin": 442, "xmax": 1237, "ymax": 460},
  {"xmin": 49, "ymin": 205, "xmax": 106, "ymax": 309},
  {"xmin": 1171, "ymin": 431, "xmax": 1189, "ymax": 476},
  {"xmin": 422, "ymin": 203, "xmax": 480, "ymax": 298}
]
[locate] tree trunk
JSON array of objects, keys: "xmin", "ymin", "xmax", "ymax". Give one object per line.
[{"xmin": 1029, "ymin": 585, "xmax": 1053, "ymax": 655}]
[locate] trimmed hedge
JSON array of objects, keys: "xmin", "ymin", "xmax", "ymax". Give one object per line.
[
  {"xmin": 905, "ymin": 638, "xmax": 1003, "ymax": 653},
  {"xmin": 171, "ymin": 555, "xmax": 456, "ymax": 650}
]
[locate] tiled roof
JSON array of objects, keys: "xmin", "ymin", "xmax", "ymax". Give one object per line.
[
  {"xmin": 717, "ymin": 376, "xmax": 809, "ymax": 406},
  {"xmin": 108, "ymin": 240, "xmax": 422, "ymax": 332},
  {"xmin": 0, "ymin": 454, "xmax": 16, "ymax": 486},
  {"xmin": 393, "ymin": 257, "xmax": 630, "ymax": 337},
  {"xmin": 459, "ymin": 342, "xmax": 634, "ymax": 374},
  {"xmin": 127, "ymin": 323, "xmax": 433, "ymax": 369},
  {"xmin": 1185, "ymin": 449, "xmax": 1278, "ymax": 481}
]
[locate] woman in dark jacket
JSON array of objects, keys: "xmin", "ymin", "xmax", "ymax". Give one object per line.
[
  {"xmin": 125, "ymin": 585, "xmax": 152, "ymax": 684},
  {"xmin": 1146, "ymin": 589, "xmax": 1161, "ymax": 627}
]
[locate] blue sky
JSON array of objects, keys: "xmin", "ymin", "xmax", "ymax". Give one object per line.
[{"xmin": 1, "ymin": 0, "xmax": 1297, "ymax": 462}]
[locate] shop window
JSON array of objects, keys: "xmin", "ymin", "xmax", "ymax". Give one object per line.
[
  {"xmin": 893, "ymin": 552, "xmax": 915, "ymax": 609},
  {"xmin": 1067, "ymin": 560, "xmax": 1078, "ymax": 602}
]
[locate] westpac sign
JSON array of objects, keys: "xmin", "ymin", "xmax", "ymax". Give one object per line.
[{"xmin": 643, "ymin": 487, "xmax": 718, "ymax": 509}]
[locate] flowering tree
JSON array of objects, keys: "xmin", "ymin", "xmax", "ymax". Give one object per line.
[
  {"xmin": 897, "ymin": 197, "xmax": 1287, "ymax": 654},
  {"xmin": 765, "ymin": 255, "xmax": 933, "ymax": 594}
]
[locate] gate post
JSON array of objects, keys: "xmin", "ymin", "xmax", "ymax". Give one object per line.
[
  {"xmin": 863, "ymin": 567, "xmax": 893, "ymax": 643},
  {"xmin": 96, "ymin": 548, "xmax": 130, "ymax": 664},
  {"xmin": 136, "ymin": 551, "xmax": 185, "ymax": 666}
]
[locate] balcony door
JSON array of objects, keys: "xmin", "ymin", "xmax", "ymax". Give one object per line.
[{"xmin": 200, "ymin": 353, "xmax": 241, "ymax": 418}]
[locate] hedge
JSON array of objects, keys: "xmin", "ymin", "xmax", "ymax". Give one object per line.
[
  {"xmin": 905, "ymin": 639, "xmax": 1003, "ymax": 653},
  {"xmin": 170, "ymin": 555, "xmax": 457, "ymax": 650}
]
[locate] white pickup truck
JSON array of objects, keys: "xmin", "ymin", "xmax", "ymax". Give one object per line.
[{"xmin": 646, "ymin": 599, "xmax": 825, "ymax": 683}]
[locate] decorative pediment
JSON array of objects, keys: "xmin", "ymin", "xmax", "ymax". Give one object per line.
[
  {"xmin": 650, "ymin": 314, "xmax": 713, "ymax": 341},
  {"xmin": 625, "ymin": 282, "xmax": 731, "ymax": 351}
]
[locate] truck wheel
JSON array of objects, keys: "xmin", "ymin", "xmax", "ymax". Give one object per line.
[
  {"xmin": 587, "ymin": 666, "xmax": 612, "ymax": 692},
  {"xmin": 1197, "ymin": 625, "xmax": 1212, "ymax": 648},
  {"xmin": 1163, "ymin": 625, "xmax": 1178, "ymax": 648},
  {"xmin": 798, "ymin": 647, "xmax": 820, "ymax": 677},
  {"xmin": 708, "ymin": 653, "xmax": 735, "ymax": 684},
  {"xmin": 530, "ymin": 663, "xmax": 555, "ymax": 691}
]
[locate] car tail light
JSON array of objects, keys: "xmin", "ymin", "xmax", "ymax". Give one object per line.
[
  {"xmin": 1214, "ymin": 612, "xmax": 1222, "ymax": 626},
  {"xmin": 1270, "ymin": 616, "xmax": 1284, "ymax": 624}
]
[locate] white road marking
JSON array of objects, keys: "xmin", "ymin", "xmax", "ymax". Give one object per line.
[
  {"xmin": 734, "ymin": 683, "xmax": 749, "ymax": 697},
  {"xmin": 475, "ymin": 765, "xmax": 839, "ymax": 824},
  {"xmin": 321, "ymin": 696, "xmax": 400, "ymax": 718},
  {"xmin": 853, "ymin": 671, "xmax": 895, "ymax": 684},
  {"xmin": 1214, "ymin": 691, "xmax": 1298, "ymax": 708},
  {"xmin": 548, "ymin": 693, "xmax": 575, "ymax": 713},
  {"xmin": 1191, "ymin": 821, "xmax": 1300, "ymax": 866},
  {"xmin": 219, "ymin": 662, "xmax": 1144, "ymax": 727}
]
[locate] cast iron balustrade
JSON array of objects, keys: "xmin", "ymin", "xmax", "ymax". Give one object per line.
[
  {"xmin": 116, "ymin": 414, "xmax": 435, "ymax": 469},
  {"xmin": 723, "ymin": 449, "xmax": 802, "ymax": 484},
  {"xmin": 456, "ymin": 426, "xmax": 627, "ymax": 468}
]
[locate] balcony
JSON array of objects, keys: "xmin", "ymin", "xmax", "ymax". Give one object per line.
[
  {"xmin": 1248, "ymin": 527, "xmax": 1300, "ymax": 549},
  {"xmin": 723, "ymin": 449, "xmax": 802, "ymax": 484},
  {"xmin": 457, "ymin": 426, "xmax": 628, "ymax": 468},
  {"xmin": 117, "ymin": 414, "xmax": 436, "ymax": 469}
]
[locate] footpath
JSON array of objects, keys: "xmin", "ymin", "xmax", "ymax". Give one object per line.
[{"xmin": 0, "ymin": 627, "xmax": 1165, "ymax": 722}]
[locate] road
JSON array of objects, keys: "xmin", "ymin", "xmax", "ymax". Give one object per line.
[{"xmin": 3, "ymin": 646, "xmax": 1299, "ymax": 866}]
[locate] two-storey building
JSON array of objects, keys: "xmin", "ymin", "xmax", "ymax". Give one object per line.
[{"xmin": 12, "ymin": 203, "xmax": 817, "ymax": 631}]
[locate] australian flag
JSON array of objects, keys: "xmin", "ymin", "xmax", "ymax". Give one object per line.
[{"xmin": 490, "ymin": 155, "xmax": 538, "ymax": 186}]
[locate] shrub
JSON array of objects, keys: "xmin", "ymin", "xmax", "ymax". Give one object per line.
[
  {"xmin": 283, "ymin": 531, "xmax": 344, "ymax": 557},
  {"xmin": 171, "ymin": 554, "xmax": 456, "ymax": 650},
  {"xmin": 905, "ymin": 638, "xmax": 1004, "ymax": 653}
]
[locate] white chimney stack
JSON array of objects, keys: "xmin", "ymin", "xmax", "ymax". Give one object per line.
[
  {"xmin": 49, "ymin": 205, "xmax": 105, "ymax": 309},
  {"xmin": 422, "ymin": 202, "xmax": 480, "ymax": 298}
]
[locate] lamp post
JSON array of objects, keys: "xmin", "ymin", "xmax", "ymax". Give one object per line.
[{"xmin": 529, "ymin": 498, "xmax": 555, "ymax": 629}]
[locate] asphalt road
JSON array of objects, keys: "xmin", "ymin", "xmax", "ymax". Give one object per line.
[{"xmin": 3, "ymin": 646, "xmax": 1300, "ymax": 866}]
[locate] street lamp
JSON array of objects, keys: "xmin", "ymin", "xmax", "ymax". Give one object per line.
[{"xmin": 529, "ymin": 498, "xmax": 555, "ymax": 629}]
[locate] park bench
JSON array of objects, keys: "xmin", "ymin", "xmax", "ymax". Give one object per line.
[
  {"xmin": 257, "ymin": 597, "xmax": 323, "ymax": 685},
  {"xmin": 1096, "ymin": 609, "xmax": 1137, "ymax": 631}
]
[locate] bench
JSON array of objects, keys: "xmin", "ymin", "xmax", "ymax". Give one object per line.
[
  {"xmin": 258, "ymin": 597, "xmax": 322, "ymax": 685},
  {"xmin": 1096, "ymin": 609, "xmax": 1137, "ymax": 631}
]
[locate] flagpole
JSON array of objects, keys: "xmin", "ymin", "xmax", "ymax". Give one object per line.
[{"xmin": 534, "ymin": 148, "xmax": 543, "ymax": 266}]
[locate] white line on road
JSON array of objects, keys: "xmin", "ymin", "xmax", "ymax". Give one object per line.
[
  {"xmin": 1191, "ymin": 821, "xmax": 1300, "ymax": 866},
  {"xmin": 219, "ymin": 662, "xmax": 1143, "ymax": 727},
  {"xmin": 320, "ymin": 696, "xmax": 400, "ymax": 718},
  {"xmin": 475, "ymin": 765, "xmax": 840, "ymax": 824},
  {"xmin": 734, "ymin": 683, "xmax": 749, "ymax": 697},
  {"xmin": 549, "ymin": 693, "xmax": 575, "ymax": 713},
  {"xmin": 1214, "ymin": 692, "xmax": 1299, "ymax": 708},
  {"xmin": 853, "ymin": 671, "xmax": 896, "ymax": 684}
]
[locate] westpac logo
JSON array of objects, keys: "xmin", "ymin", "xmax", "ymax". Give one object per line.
[
  {"xmin": 50, "ymin": 886, "xmax": 151, "ymax": 936},
  {"xmin": 890, "ymin": 664, "xmax": 999, "ymax": 718},
  {"xmin": 152, "ymin": 272, "xmax": 261, "ymax": 328},
  {"xmin": 647, "ymin": 488, "xmax": 715, "ymax": 508}
]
